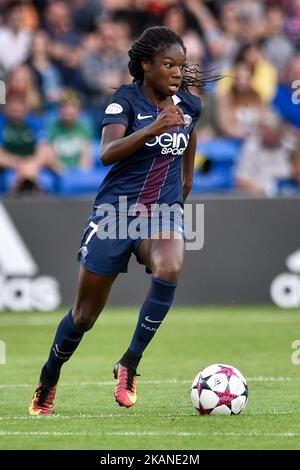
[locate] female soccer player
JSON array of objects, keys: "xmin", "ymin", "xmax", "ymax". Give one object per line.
[{"xmin": 29, "ymin": 26, "xmax": 206, "ymax": 415}]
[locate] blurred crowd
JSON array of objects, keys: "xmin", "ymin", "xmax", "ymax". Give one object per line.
[{"xmin": 0, "ymin": 0, "xmax": 300, "ymax": 197}]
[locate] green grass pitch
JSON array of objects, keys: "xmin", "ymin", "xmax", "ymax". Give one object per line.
[{"xmin": 0, "ymin": 306, "xmax": 300, "ymax": 450}]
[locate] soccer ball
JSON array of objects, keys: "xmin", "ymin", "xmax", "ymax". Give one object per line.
[{"xmin": 191, "ymin": 363, "xmax": 248, "ymax": 415}]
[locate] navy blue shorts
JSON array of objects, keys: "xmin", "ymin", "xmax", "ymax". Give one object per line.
[{"xmin": 77, "ymin": 210, "xmax": 185, "ymax": 276}]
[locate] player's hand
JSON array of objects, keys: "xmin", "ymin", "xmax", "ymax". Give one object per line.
[{"xmin": 147, "ymin": 106, "xmax": 186, "ymax": 136}]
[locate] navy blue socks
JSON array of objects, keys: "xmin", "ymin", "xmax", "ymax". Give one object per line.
[
  {"xmin": 41, "ymin": 277, "xmax": 177, "ymax": 386},
  {"xmin": 42, "ymin": 309, "xmax": 86, "ymax": 387},
  {"xmin": 127, "ymin": 276, "xmax": 177, "ymax": 360}
]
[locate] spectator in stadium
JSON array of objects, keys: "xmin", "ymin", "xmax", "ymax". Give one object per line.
[
  {"xmin": 101, "ymin": 0, "xmax": 159, "ymax": 38},
  {"xmin": 0, "ymin": 93, "xmax": 58, "ymax": 194},
  {"xmin": 71, "ymin": 0, "xmax": 103, "ymax": 34},
  {"xmin": 236, "ymin": 42, "xmax": 278, "ymax": 103},
  {"xmin": 139, "ymin": 0, "xmax": 180, "ymax": 19},
  {"xmin": 277, "ymin": 148, "xmax": 300, "ymax": 194},
  {"xmin": 272, "ymin": 54, "xmax": 300, "ymax": 137},
  {"xmin": 234, "ymin": 0, "xmax": 265, "ymax": 41},
  {"xmin": 0, "ymin": 1, "xmax": 32, "ymax": 74},
  {"xmin": 79, "ymin": 19, "xmax": 129, "ymax": 131},
  {"xmin": 284, "ymin": 0, "xmax": 300, "ymax": 48},
  {"xmin": 27, "ymin": 30, "xmax": 63, "ymax": 109},
  {"xmin": 47, "ymin": 90, "xmax": 93, "ymax": 171},
  {"xmin": 101, "ymin": 0, "xmax": 133, "ymax": 14},
  {"xmin": 262, "ymin": 4, "xmax": 295, "ymax": 72},
  {"xmin": 217, "ymin": 62, "xmax": 265, "ymax": 140},
  {"xmin": 18, "ymin": 0, "xmax": 40, "ymax": 31},
  {"xmin": 7, "ymin": 64, "xmax": 43, "ymax": 114},
  {"xmin": 44, "ymin": 0, "xmax": 83, "ymax": 88},
  {"xmin": 186, "ymin": 0, "xmax": 243, "ymax": 72},
  {"xmin": 235, "ymin": 111, "xmax": 291, "ymax": 196},
  {"xmin": 112, "ymin": 20, "xmax": 132, "ymax": 55},
  {"xmin": 0, "ymin": 0, "xmax": 10, "ymax": 24},
  {"xmin": 162, "ymin": 4, "xmax": 205, "ymax": 65},
  {"xmin": 162, "ymin": 3, "xmax": 189, "ymax": 37},
  {"xmin": 218, "ymin": 42, "xmax": 278, "ymax": 104}
]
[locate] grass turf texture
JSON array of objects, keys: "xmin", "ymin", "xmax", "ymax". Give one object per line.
[{"xmin": 0, "ymin": 306, "xmax": 300, "ymax": 450}]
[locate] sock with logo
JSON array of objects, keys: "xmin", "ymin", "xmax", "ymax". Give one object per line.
[
  {"xmin": 41, "ymin": 309, "xmax": 88, "ymax": 387},
  {"xmin": 127, "ymin": 276, "xmax": 177, "ymax": 359}
]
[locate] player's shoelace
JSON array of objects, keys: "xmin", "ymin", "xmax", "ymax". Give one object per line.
[
  {"xmin": 125, "ymin": 368, "xmax": 140, "ymax": 392},
  {"xmin": 115, "ymin": 364, "xmax": 140, "ymax": 392}
]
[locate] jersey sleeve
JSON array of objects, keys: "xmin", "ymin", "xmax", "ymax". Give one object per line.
[{"xmin": 102, "ymin": 86, "xmax": 133, "ymax": 128}]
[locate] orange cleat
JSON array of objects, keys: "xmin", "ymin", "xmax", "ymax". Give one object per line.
[
  {"xmin": 113, "ymin": 363, "xmax": 139, "ymax": 408},
  {"xmin": 29, "ymin": 383, "xmax": 57, "ymax": 416}
]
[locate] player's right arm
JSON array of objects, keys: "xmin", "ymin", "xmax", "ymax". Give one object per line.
[{"xmin": 100, "ymin": 106, "xmax": 185, "ymax": 166}]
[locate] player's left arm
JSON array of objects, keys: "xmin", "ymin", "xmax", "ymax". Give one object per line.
[{"xmin": 182, "ymin": 128, "xmax": 197, "ymax": 201}]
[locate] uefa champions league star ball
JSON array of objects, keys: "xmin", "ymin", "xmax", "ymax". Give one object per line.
[{"xmin": 191, "ymin": 364, "xmax": 248, "ymax": 415}]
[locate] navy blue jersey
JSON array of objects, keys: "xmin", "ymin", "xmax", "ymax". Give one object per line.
[{"xmin": 94, "ymin": 81, "xmax": 201, "ymax": 214}]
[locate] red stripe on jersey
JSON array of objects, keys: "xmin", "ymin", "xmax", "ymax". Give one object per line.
[{"xmin": 135, "ymin": 155, "xmax": 174, "ymax": 215}]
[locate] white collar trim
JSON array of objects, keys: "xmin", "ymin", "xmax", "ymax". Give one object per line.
[{"xmin": 172, "ymin": 95, "xmax": 182, "ymax": 105}]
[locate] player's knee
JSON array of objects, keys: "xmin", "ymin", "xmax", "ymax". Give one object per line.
[
  {"xmin": 72, "ymin": 305, "xmax": 102, "ymax": 331},
  {"xmin": 153, "ymin": 261, "xmax": 182, "ymax": 282},
  {"xmin": 73, "ymin": 312, "xmax": 96, "ymax": 331}
]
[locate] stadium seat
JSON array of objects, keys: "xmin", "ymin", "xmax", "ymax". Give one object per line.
[
  {"xmin": 193, "ymin": 138, "xmax": 242, "ymax": 192},
  {"xmin": 2, "ymin": 169, "xmax": 58, "ymax": 194},
  {"xmin": 56, "ymin": 167, "xmax": 109, "ymax": 195},
  {"xmin": 197, "ymin": 138, "xmax": 242, "ymax": 163},
  {"xmin": 192, "ymin": 170, "xmax": 234, "ymax": 192}
]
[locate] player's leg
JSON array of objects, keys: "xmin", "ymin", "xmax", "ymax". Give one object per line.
[
  {"xmin": 114, "ymin": 234, "xmax": 184, "ymax": 408},
  {"xmin": 29, "ymin": 267, "xmax": 117, "ymax": 416},
  {"xmin": 43, "ymin": 266, "xmax": 117, "ymax": 379},
  {"xmin": 128, "ymin": 234, "xmax": 184, "ymax": 355}
]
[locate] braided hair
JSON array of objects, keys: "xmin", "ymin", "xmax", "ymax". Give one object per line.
[{"xmin": 128, "ymin": 26, "xmax": 222, "ymax": 93}]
